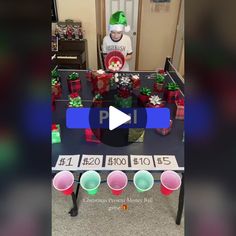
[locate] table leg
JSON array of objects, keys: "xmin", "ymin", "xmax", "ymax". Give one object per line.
[
  {"xmin": 68, "ymin": 192, "xmax": 78, "ymax": 217},
  {"xmin": 176, "ymin": 174, "xmax": 184, "ymax": 225},
  {"xmin": 75, "ymin": 173, "xmax": 82, "ymax": 199}
]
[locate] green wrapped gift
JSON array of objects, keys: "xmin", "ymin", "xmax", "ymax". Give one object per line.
[
  {"xmin": 128, "ymin": 128, "xmax": 145, "ymax": 142},
  {"xmin": 114, "ymin": 94, "xmax": 132, "ymax": 108},
  {"xmin": 52, "ymin": 124, "xmax": 61, "ymax": 144}
]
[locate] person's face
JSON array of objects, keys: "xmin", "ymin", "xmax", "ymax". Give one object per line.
[{"xmin": 110, "ymin": 31, "xmax": 123, "ymax": 41}]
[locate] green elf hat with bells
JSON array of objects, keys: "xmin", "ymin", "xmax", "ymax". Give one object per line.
[{"xmin": 109, "ymin": 11, "xmax": 130, "ymax": 32}]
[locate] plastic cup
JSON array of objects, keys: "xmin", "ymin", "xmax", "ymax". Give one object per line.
[
  {"xmin": 133, "ymin": 170, "xmax": 154, "ymax": 192},
  {"xmin": 52, "ymin": 171, "xmax": 74, "ymax": 195},
  {"xmin": 107, "ymin": 171, "xmax": 128, "ymax": 196},
  {"xmin": 80, "ymin": 171, "xmax": 101, "ymax": 195},
  {"xmin": 160, "ymin": 170, "xmax": 181, "ymax": 195}
]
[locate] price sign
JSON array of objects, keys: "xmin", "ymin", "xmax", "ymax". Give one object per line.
[
  {"xmin": 105, "ymin": 155, "xmax": 129, "ymax": 170},
  {"xmin": 153, "ymin": 155, "xmax": 179, "ymax": 170},
  {"xmin": 55, "ymin": 155, "xmax": 80, "ymax": 170},
  {"xmin": 80, "ymin": 155, "xmax": 103, "ymax": 170},
  {"xmin": 130, "ymin": 155, "xmax": 155, "ymax": 170}
]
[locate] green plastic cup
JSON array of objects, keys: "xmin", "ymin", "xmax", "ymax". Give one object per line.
[
  {"xmin": 133, "ymin": 170, "xmax": 154, "ymax": 192},
  {"xmin": 80, "ymin": 171, "xmax": 101, "ymax": 195}
]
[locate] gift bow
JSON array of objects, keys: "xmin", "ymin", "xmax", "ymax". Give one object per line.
[
  {"xmin": 68, "ymin": 72, "xmax": 79, "ymax": 80},
  {"xmin": 166, "ymin": 82, "xmax": 179, "ymax": 91},
  {"xmin": 97, "ymin": 69, "xmax": 105, "ymax": 75},
  {"xmin": 155, "ymin": 74, "xmax": 165, "ymax": 83},
  {"xmin": 51, "ymin": 70, "xmax": 59, "ymax": 78},
  {"xmin": 52, "ymin": 124, "xmax": 58, "ymax": 131},
  {"xmin": 51, "ymin": 78, "xmax": 59, "ymax": 86},
  {"xmin": 132, "ymin": 75, "xmax": 140, "ymax": 80},
  {"xmin": 149, "ymin": 95, "xmax": 162, "ymax": 105},
  {"xmin": 69, "ymin": 96, "xmax": 83, "ymax": 107},
  {"xmin": 93, "ymin": 93, "xmax": 103, "ymax": 101},
  {"xmin": 120, "ymin": 77, "xmax": 131, "ymax": 86},
  {"xmin": 140, "ymin": 87, "xmax": 151, "ymax": 96}
]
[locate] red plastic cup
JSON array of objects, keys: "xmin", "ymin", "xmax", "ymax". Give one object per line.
[
  {"xmin": 107, "ymin": 171, "xmax": 128, "ymax": 196},
  {"xmin": 160, "ymin": 170, "xmax": 181, "ymax": 196},
  {"xmin": 53, "ymin": 171, "xmax": 74, "ymax": 195}
]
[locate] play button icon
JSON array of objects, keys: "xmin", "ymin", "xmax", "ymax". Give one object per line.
[{"xmin": 109, "ymin": 106, "xmax": 131, "ymax": 131}]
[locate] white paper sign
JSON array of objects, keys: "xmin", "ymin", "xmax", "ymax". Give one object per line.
[
  {"xmin": 80, "ymin": 155, "xmax": 103, "ymax": 170},
  {"xmin": 153, "ymin": 155, "xmax": 179, "ymax": 170},
  {"xmin": 55, "ymin": 155, "xmax": 80, "ymax": 170},
  {"xmin": 105, "ymin": 155, "xmax": 129, "ymax": 170},
  {"xmin": 130, "ymin": 155, "xmax": 155, "ymax": 170}
]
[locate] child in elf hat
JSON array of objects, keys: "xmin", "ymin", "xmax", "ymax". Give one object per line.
[{"xmin": 102, "ymin": 11, "xmax": 132, "ymax": 71}]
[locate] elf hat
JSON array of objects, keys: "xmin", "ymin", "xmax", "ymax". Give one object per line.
[{"xmin": 109, "ymin": 11, "xmax": 130, "ymax": 32}]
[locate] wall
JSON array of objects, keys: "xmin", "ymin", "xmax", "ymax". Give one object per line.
[
  {"xmin": 179, "ymin": 45, "xmax": 184, "ymax": 76},
  {"xmin": 138, "ymin": 0, "xmax": 181, "ymax": 70},
  {"xmin": 56, "ymin": 0, "xmax": 98, "ymax": 69}
]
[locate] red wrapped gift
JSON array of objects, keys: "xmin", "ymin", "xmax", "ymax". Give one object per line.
[
  {"xmin": 91, "ymin": 70, "xmax": 113, "ymax": 94},
  {"xmin": 156, "ymin": 120, "xmax": 173, "ymax": 136},
  {"xmin": 146, "ymin": 95, "xmax": 165, "ymax": 108},
  {"xmin": 118, "ymin": 87, "xmax": 132, "ymax": 98},
  {"xmin": 85, "ymin": 129, "xmax": 101, "ymax": 143},
  {"xmin": 138, "ymin": 87, "xmax": 151, "ymax": 107},
  {"xmin": 163, "ymin": 83, "xmax": 180, "ymax": 103},
  {"xmin": 153, "ymin": 74, "xmax": 165, "ymax": 92},
  {"xmin": 175, "ymin": 99, "xmax": 184, "ymax": 120},
  {"xmin": 67, "ymin": 72, "xmax": 81, "ymax": 93},
  {"xmin": 131, "ymin": 75, "xmax": 141, "ymax": 89},
  {"xmin": 51, "ymin": 79, "xmax": 62, "ymax": 99},
  {"xmin": 52, "ymin": 94, "xmax": 56, "ymax": 111}
]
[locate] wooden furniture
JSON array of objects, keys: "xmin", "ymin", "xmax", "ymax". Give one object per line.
[{"xmin": 55, "ymin": 39, "xmax": 88, "ymax": 69}]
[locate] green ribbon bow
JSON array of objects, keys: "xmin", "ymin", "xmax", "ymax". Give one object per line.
[
  {"xmin": 94, "ymin": 93, "xmax": 103, "ymax": 101},
  {"xmin": 69, "ymin": 97, "xmax": 82, "ymax": 107},
  {"xmin": 51, "ymin": 69, "xmax": 59, "ymax": 78},
  {"xmin": 51, "ymin": 78, "xmax": 58, "ymax": 86},
  {"xmin": 109, "ymin": 11, "xmax": 127, "ymax": 26},
  {"xmin": 155, "ymin": 74, "xmax": 165, "ymax": 83},
  {"xmin": 140, "ymin": 87, "xmax": 151, "ymax": 96},
  {"xmin": 68, "ymin": 72, "xmax": 79, "ymax": 80},
  {"xmin": 166, "ymin": 82, "xmax": 179, "ymax": 91}
]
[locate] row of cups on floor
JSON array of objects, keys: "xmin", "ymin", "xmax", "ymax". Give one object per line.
[{"xmin": 53, "ymin": 170, "xmax": 182, "ymax": 196}]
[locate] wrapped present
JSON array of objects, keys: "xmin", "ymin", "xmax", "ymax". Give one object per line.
[
  {"xmin": 128, "ymin": 128, "xmax": 145, "ymax": 142},
  {"xmin": 93, "ymin": 93, "xmax": 103, "ymax": 107},
  {"xmin": 114, "ymin": 94, "xmax": 132, "ymax": 108},
  {"xmin": 91, "ymin": 69, "xmax": 113, "ymax": 94},
  {"xmin": 51, "ymin": 78, "xmax": 62, "ymax": 99},
  {"xmin": 146, "ymin": 95, "xmax": 165, "ymax": 108},
  {"xmin": 52, "ymin": 94, "xmax": 56, "ymax": 111},
  {"xmin": 52, "ymin": 124, "xmax": 61, "ymax": 144},
  {"xmin": 175, "ymin": 99, "xmax": 184, "ymax": 120},
  {"xmin": 131, "ymin": 74, "xmax": 141, "ymax": 89},
  {"xmin": 163, "ymin": 83, "xmax": 180, "ymax": 103},
  {"xmin": 67, "ymin": 72, "xmax": 81, "ymax": 93},
  {"xmin": 138, "ymin": 87, "xmax": 151, "ymax": 107},
  {"xmin": 68, "ymin": 93, "xmax": 83, "ymax": 107},
  {"xmin": 156, "ymin": 120, "xmax": 173, "ymax": 136},
  {"xmin": 85, "ymin": 129, "xmax": 101, "ymax": 143},
  {"xmin": 153, "ymin": 74, "xmax": 165, "ymax": 92}
]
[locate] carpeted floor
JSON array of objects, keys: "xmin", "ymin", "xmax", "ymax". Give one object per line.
[{"xmin": 52, "ymin": 172, "xmax": 184, "ymax": 236}]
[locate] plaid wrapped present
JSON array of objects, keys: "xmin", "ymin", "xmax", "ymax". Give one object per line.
[
  {"xmin": 128, "ymin": 128, "xmax": 145, "ymax": 142},
  {"xmin": 138, "ymin": 87, "xmax": 151, "ymax": 107},
  {"xmin": 51, "ymin": 78, "xmax": 62, "ymax": 99},
  {"xmin": 52, "ymin": 124, "xmax": 61, "ymax": 144},
  {"xmin": 175, "ymin": 99, "xmax": 184, "ymax": 120},
  {"xmin": 156, "ymin": 120, "xmax": 173, "ymax": 136},
  {"xmin": 114, "ymin": 94, "xmax": 132, "ymax": 108},
  {"xmin": 67, "ymin": 72, "xmax": 81, "ymax": 93},
  {"xmin": 91, "ymin": 69, "xmax": 113, "ymax": 94},
  {"xmin": 131, "ymin": 74, "xmax": 141, "ymax": 89},
  {"xmin": 163, "ymin": 83, "xmax": 180, "ymax": 103},
  {"xmin": 153, "ymin": 74, "xmax": 165, "ymax": 92},
  {"xmin": 92, "ymin": 93, "xmax": 103, "ymax": 107},
  {"xmin": 146, "ymin": 95, "xmax": 165, "ymax": 108},
  {"xmin": 85, "ymin": 128, "xmax": 101, "ymax": 143},
  {"xmin": 68, "ymin": 93, "xmax": 83, "ymax": 108}
]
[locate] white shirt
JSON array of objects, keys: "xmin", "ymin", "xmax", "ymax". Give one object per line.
[{"xmin": 102, "ymin": 34, "xmax": 132, "ymax": 71}]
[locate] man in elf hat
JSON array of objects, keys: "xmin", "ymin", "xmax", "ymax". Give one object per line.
[{"xmin": 102, "ymin": 11, "xmax": 132, "ymax": 71}]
